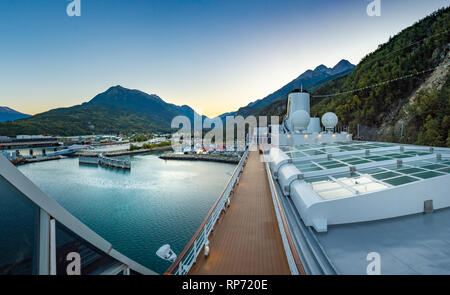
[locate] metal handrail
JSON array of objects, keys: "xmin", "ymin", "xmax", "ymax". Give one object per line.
[
  {"xmin": 265, "ymin": 162, "xmax": 306, "ymax": 275},
  {"xmin": 165, "ymin": 149, "xmax": 249, "ymax": 275}
]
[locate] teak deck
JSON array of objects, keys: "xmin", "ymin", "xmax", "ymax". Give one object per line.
[{"xmin": 189, "ymin": 151, "xmax": 291, "ymax": 275}]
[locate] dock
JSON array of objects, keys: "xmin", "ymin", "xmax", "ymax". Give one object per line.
[
  {"xmin": 186, "ymin": 151, "xmax": 290, "ymax": 275},
  {"xmin": 159, "ymin": 153, "xmax": 240, "ymax": 164},
  {"xmin": 98, "ymin": 154, "xmax": 131, "ymax": 169},
  {"xmin": 76, "ymin": 145, "xmax": 172, "ymax": 158},
  {"xmin": 15, "ymin": 155, "xmax": 63, "ymax": 165}
]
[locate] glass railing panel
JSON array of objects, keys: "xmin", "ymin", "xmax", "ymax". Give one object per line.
[
  {"xmin": 55, "ymin": 221, "xmax": 118, "ymax": 275},
  {"xmin": 0, "ymin": 175, "xmax": 39, "ymax": 275}
]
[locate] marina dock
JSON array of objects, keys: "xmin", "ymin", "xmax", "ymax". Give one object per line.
[
  {"xmin": 159, "ymin": 153, "xmax": 240, "ymax": 164},
  {"xmin": 79, "ymin": 154, "xmax": 131, "ymax": 169},
  {"xmin": 185, "ymin": 151, "xmax": 291, "ymax": 275}
]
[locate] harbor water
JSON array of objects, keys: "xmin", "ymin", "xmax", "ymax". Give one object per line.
[{"xmin": 18, "ymin": 152, "xmax": 235, "ymax": 274}]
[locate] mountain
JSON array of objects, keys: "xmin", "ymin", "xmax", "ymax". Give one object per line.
[
  {"xmin": 0, "ymin": 107, "xmax": 30, "ymax": 122},
  {"xmin": 0, "ymin": 86, "xmax": 202, "ymax": 136},
  {"xmin": 219, "ymin": 59, "xmax": 355, "ymax": 118},
  {"xmin": 259, "ymin": 7, "xmax": 450, "ymax": 147},
  {"xmin": 86, "ymin": 85, "xmax": 203, "ymax": 124}
]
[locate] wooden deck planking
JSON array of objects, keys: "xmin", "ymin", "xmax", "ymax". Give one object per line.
[{"xmin": 189, "ymin": 151, "xmax": 291, "ymax": 275}]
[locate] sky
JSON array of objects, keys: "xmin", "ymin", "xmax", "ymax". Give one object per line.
[{"xmin": 0, "ymin": 0, "xmax": 448, "ymax": 117}]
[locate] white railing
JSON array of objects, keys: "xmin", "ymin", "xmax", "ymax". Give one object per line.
[{"xmin": 165, "ymin": 149, "xmax": 249, "ymax": 275}]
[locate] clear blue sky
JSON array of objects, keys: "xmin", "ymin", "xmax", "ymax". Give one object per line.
[{"xmin": 0, "ymin": 0, "xmax": 448, "ymax": 117}]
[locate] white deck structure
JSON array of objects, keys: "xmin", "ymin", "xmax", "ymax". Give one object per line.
[{"xmin": 269, "ymin": 142, "xmax": 450, "ymax": 232}]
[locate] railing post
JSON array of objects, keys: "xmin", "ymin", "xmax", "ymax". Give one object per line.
[
  {"xmin": 193, "ymin": 239, "xmax": 198, "ymax": 263},
  {"xmin": 49, "ymin": 218, "xmax": 56, "ymax": 275}
]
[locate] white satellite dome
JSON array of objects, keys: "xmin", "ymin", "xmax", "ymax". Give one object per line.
[
  {"xmin": 322, "ymin": 112, "xmax": 338, "ymax": 130},
  {"xmin": 291, "ymin": 110, "xmax": 310, "ymax": 132}
]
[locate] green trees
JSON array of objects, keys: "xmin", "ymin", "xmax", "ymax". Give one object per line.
[
  {"xmin": 416, "ymin": 115, "xmax": 444, "ymax": 147},
  {"xmin": 309, "ymin": 7, "xmax": 450, "ymax": 147}
]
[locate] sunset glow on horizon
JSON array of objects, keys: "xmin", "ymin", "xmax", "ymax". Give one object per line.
[{"xmin": 1, "ymin": 0, "xmax": 448, "ymax": 118}]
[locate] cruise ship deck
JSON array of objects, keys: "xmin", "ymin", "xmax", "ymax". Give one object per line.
[{"xmin": 189, "ymin": 151, "xmax": 291, "ymax": 275}]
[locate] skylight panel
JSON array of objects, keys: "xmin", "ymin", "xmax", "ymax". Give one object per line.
[
  {"xmin": 317, "ymin": 188, "xmax": 354, "ymax": 199},
  {"xmin": 397, "ymin": 167, "xmax": 427, "ymax": 174},
  {"xmin": 411, "ymin": 171, "xmax": 445, "ymax": 179},
  {"xmin": 383, "ymin": 176, "xmax": 418, "ymax": 186},
  {"xmin": 371, "ymin": 171, "xmax": 402, "ymax": 180},
  {"xmin": 437, "ymin": 167, "xmax": 450, "ymax": 173},
  {"xmin": 422, "ymin": 164, "xmax": 447, "ymax": 170}
]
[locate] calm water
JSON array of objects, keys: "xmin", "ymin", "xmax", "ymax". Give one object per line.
[{"xmin": 18, "ymin": 153, "xmax": 235, "ymax": 274}]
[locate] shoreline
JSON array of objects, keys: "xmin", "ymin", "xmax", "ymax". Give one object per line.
[
  {"xmin": 15, "ymin": 155, "xmax": 63, "ymax": 165},
  {"xmin": 159, "ymin": 153, "xmax": 239, "ymax": 164},
  {"xmin": 13, "ymin": 145, "xmax": 173, "ymax": 165},
  {"xmin": 76, "ymin": 145, "xmax": 172, "ymax": 157}
]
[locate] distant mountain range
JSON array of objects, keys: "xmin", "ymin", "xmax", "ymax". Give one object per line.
[
  {"xmin": 218, "ymin": 59, "xmax": 355, "ymax": 118},
  {"xmin": 0, "ymin": 107, "xmax": 30, "ymax": 122},
  {"xmin": 0, "ymin": 86, "xmax": 203, "ymax": 136},
  {"xmin": 0, "ymin": 60, "xmax": 354, "ymax": 137}
]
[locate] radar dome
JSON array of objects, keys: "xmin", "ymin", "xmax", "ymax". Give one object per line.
[
  {"xmin": 321, "ymin": 112, "xmax": 338, "ymax": 130},
  {"xmin": 291, "ymin": 110, "xmax": 310, "ymax": 132}
]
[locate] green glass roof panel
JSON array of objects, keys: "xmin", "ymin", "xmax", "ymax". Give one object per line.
[
  {"xmin": 332, "ymin": 172, "xmax": 359, "ymax": 179},
  {"xmin": 324, "ymin": 163, "xmax": 348, "ymax": 169},
  {"xmin": 437, "ymin": 167, "xmax": 450, "ymax": 173},
  {"xmin": 348, "ymin": 159, "xmax": 371, "ymax": 165},
  {"xmin": 303, "ymin": 150, "xmax": 326, "ymax": 156},
  {"xmin": 371, "ymin": 156, "xmax": 392, "ymax": 162},
  {"xmin": 371, "ymin": 171, "xmax": 402, "ymax": 180},
  {"xmin": 397, "ymin": 167, "xmax": 427, "ymax": 174},
  {"xmin": 299, "ymin": 167, "xmax": 323, "ymax": 172},
  {"xmin": 411, "ymin": 171, "xmax": 445, "ymax": 179},
  {"xmin": 383, "ymin": 176, "xmax": 418, "ymax": 186},
  {"xmin": 290, "ymin": 152, "xmax": 305, "ymax": 158},
  {"xmin": 422, "ymin": 164, "xmax": 447, "ymax": 170},
  {"xmin": 319, "ymin": 161, "xmax": 342, "ymax": 167},
  {"xmin": 359, "ymin": 167, "xmax": 385, "ymax": 174},
  {"xmin": 391, "ymin": 154, "xmax": 414, "ymax": 159},
  {"xmin": 408, "ymin": 161, "xmax": 434, "ymax": 167}
]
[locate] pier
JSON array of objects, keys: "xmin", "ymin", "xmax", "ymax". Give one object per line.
[
  {"xmin": 159, "ymin": 153, "xmax": 240, "ymax": 164},
  {"xmin": 98, "ymin": 154, "xmax": 131, "ymax": 169},
  {"xmin": 79, "ymin": 156, "xmax": 100, "ymax": 165}
]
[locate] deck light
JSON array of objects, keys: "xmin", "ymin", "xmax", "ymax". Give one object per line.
[{"xmin": 204, "ymin": 240, "xmax": 210, "ymax": 257}]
